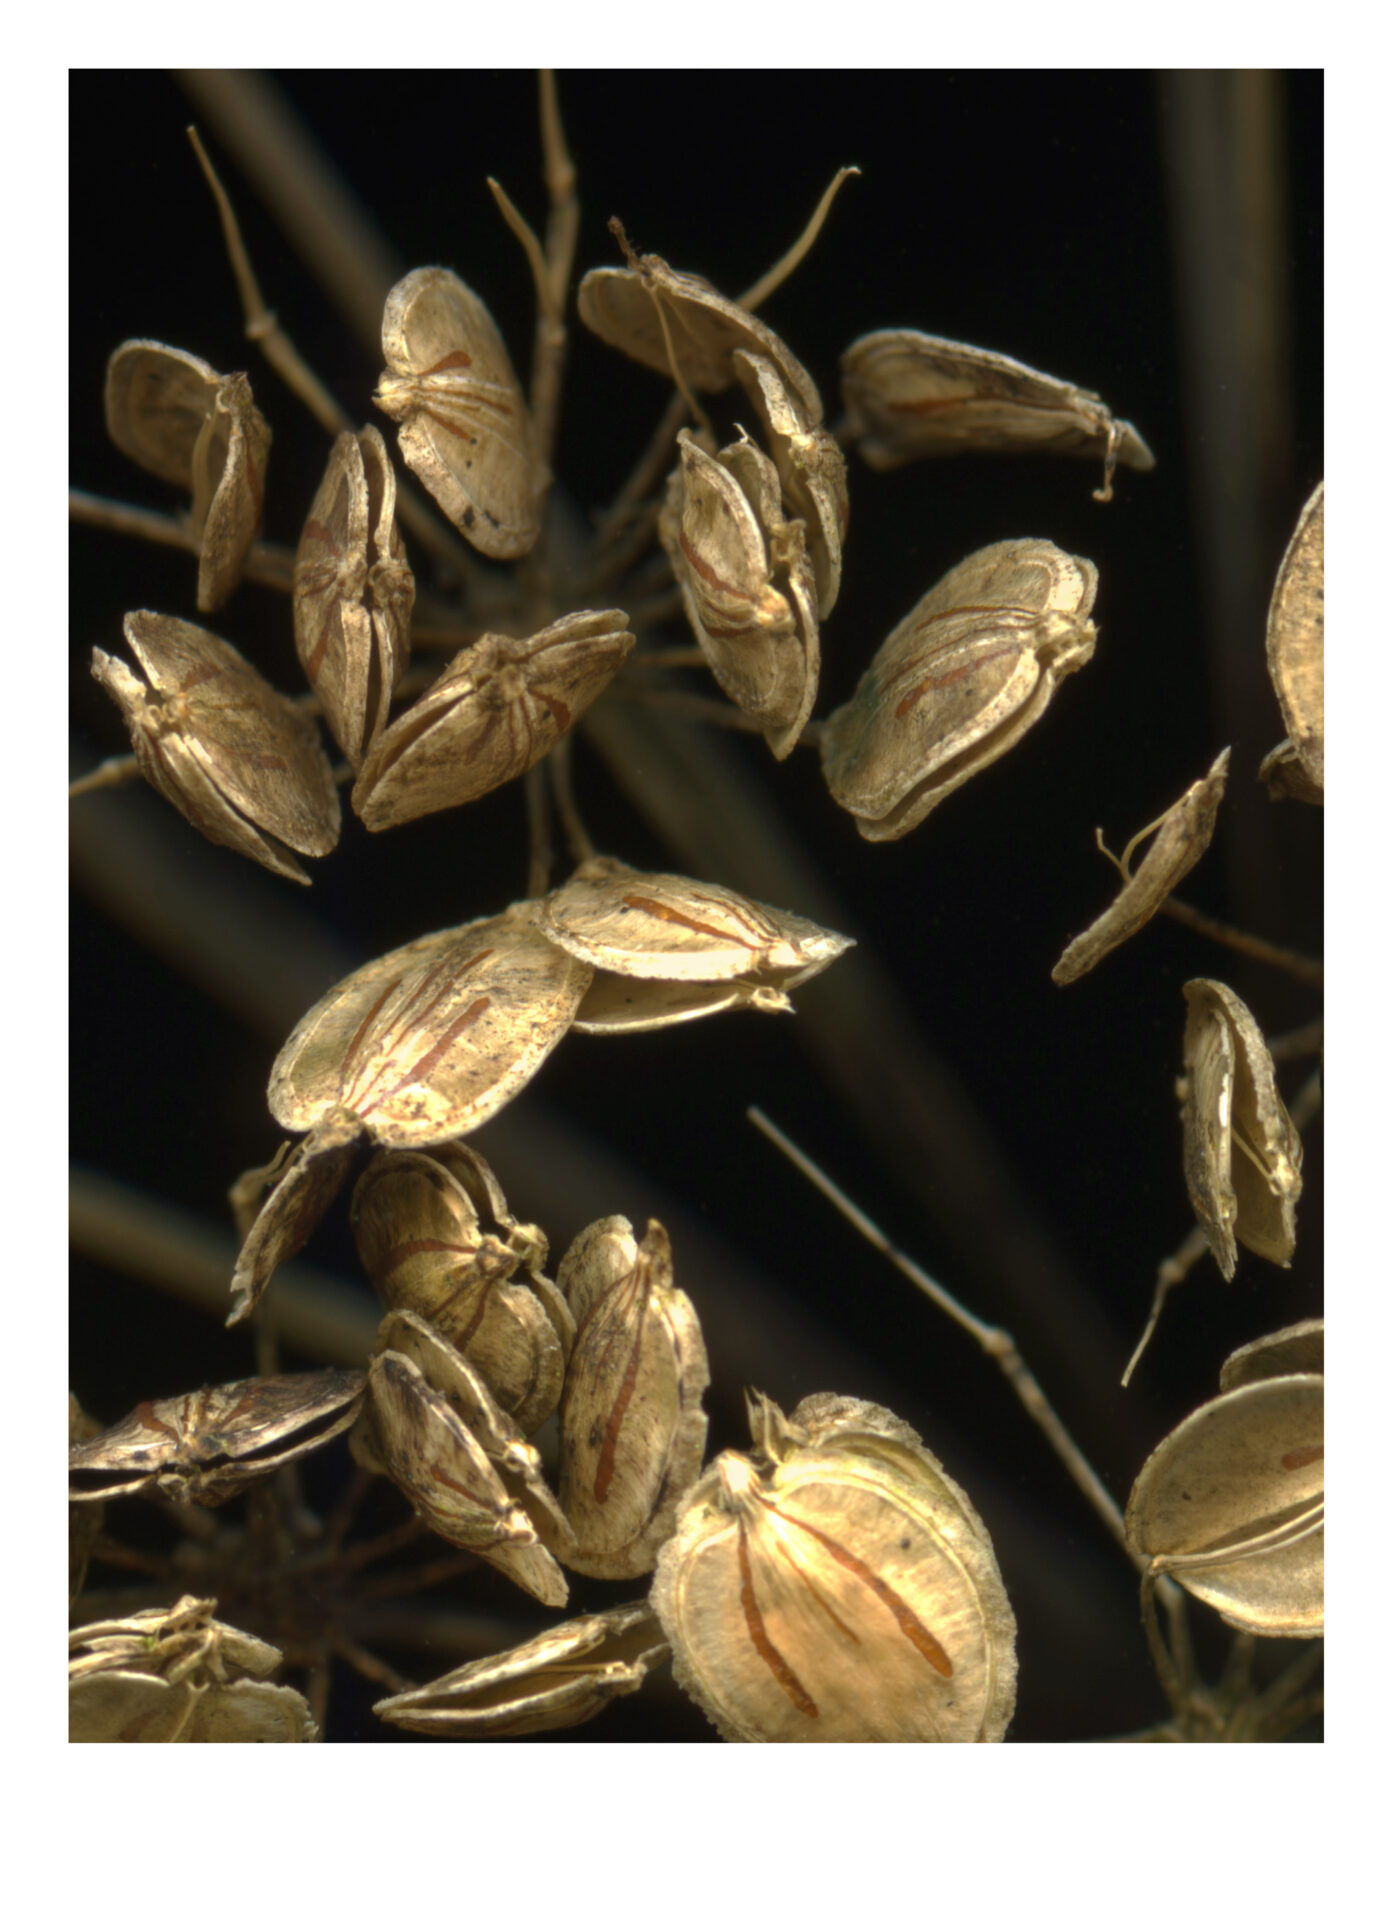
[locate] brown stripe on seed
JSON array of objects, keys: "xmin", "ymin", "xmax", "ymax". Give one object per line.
[{"xmin": 738, "ymin": 1516, "xmax": 818, "ymax": 1716}]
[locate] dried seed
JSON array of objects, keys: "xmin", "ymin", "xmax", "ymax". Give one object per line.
[
  {"xmin": 352, "ymin": 609, "xmax": 633, "ymax": 830},
  {"xmin": 578, "ymin": 248, "xmax": 823, "ymax": 419},
  {"xmin": 1181, "ymin": 979, "xmax": 1304, "ymax": 1280},
  {"xmin": 538, "ymin": 855, "xmax": 853, "ymax": 988},
  {"xmin": 660, "ymin": 429, "xmax": 819, "ymax": 758},
  {"xmin": 268, "ymin": 900, "xmax": 592, "ymax": 1148},
  {"xmin": 1125, "ymin": 1371, "xmax": 1323, "ymax": 1638},
  {"xmin": 68, "ymin": 1369, "xmax": 366, "ymax": 1506},
  {"xmin": 375, "ymin": 266, "xmax": 543, "ymax": 560},
  {"xmin": 821, "ymin": 539, "xmax": 1098, "ymax": 839},
  {"xmin": 358, "ymin": 1346, "xmax": 568, "ymax": 1606},
  {"xmin": 1052, "ymin": 748, "xmax": 1230, "ymax": 985},
  {"xmin": 572, "ymin": 972, "xmax": 794, "ymax": 1034},
  {"xmin": 1259, "ymin": 738, "xmax": 1324, "ymax": 806},
  {"xmin": 351, "ymin": 1145, "xmax": 566, "ymax": 1433},
  {"xmin": 1219, "ymin": 1318, "xmax": 1323, "ymax": 1393},
  {"xmin": 651, "ymin": 1391, "xmax": 1017, "ymax": 1742},
  {"xmin": 105, "ymin": 340, "xmax": 271, "ymax": 610},
  {"xmin": 1265, "ymin": 480, "xmax": 1324, "ymax": 797},
  {"xmin": 293, "ymin": 426, "xmax": 414, "ymax": 768},
  {"xmin": 840, "ymin": 328, "xmax": 1154, "ymax": 501},
  {"xmin": 556, "ymin": 1217, "xmax": 709, "ymax": 1579},
  {"xmin": 69, "ymin": 1598, "xmax": 316, "ymax": 1742},
  {"xmin": 226, "ymin": 1112, "xmax": 362, "ymax": 1327},
  {"xmin": 732, "ymin": 348, "xmax": 849, "ymax": 617},
  {"xmin": 91, "ymin": 612, "xmax": 341, "ymax": 884},
  {"xmin": 374, "ymin": 1601, "xmax": 670, "ymax": 1739}
]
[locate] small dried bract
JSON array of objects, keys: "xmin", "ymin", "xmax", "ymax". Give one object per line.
[
  {"xmin": 104, "ymin": 340, "xmax": 271, "ymax": 610},
  {"xmin": 355, "ymin": 1345, "xmax": 567, "ymax": 1606},
  {"xmin": 651, "ymin": 1392, "xmax": 1017, "ymax": 1742},
  {"xmin": 556, "ymin": 1217, "xmax": 709, "ymax": 1579},
  {"xmin": 91, "ymin": 612, "xmax": 341, "ymax": 884},
  {"xmin": 840, "ymin": 328, "xmax": 1154, "ymax": 502},
  {"xmin": 375, "ymin": 267, "xmax": 544, "ymax": 560},
  {"xmin": 578, "ymin": 242, "xmax": 823, "ymax": 420},
  {"xmin": 542, "ymin": 855, "xmax": 851, "ymax": 1032},
  {"xmin": 821, "ymin": 539, "xmax": 1098, "ymax": 840},
  {"xmin": 226, "ymin": 1110, "xmax": 363, "ymax": 1326},
  {"xmin": 732, "ymin": 349, "xmax": 849, "ymax": 617},
  {"xmin": 68, "ymin": 1369, "xmax": 365, "ymax": 1506},
  {"xmin": 352, "ymin": 1143, "xmax": 567, "ymax": 1433},
  {"xmin": 293, "ymin": 425, "xmax": 414, "ymax": 768},
  {"xmin": 1265, "ymin": 479, "xmax": 1324, "ymax": 797},
  {"xmin": 1125, "ymin": 1367, "xmax": 1323, "ymax": 1638},
  {"xmin": 352, "ymin": 609, "xmax": 633, "ymax": 830},
  {"xmin": 268, "ymin": 900, "xmax": 592, "ymax": 1149},
  {"xmin": 375, "ymin": 1601, "xmax": 670, "ymax": 1739},
  {"xmin": 69, "ymin": 1597, "xmax": 316, "ymax": 1742},
  {"xmin": 1180, "ymin": 979, "xmax": 1304, "ymax": 1280},
  {"xmin": 660, "ymin": 429, "xmax": 819, "ymax": 758},
  {"xmin": 1052, "ymin": 747, "xmax": 1230, "ymax": 984}
]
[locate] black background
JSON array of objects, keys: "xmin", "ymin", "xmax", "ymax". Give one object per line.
[{"xmin": 70, "ymin": 70, "xmax": 1322, "ymax": 1741}]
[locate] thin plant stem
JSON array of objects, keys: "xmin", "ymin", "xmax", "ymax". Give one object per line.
[
  {"xmin": 524, "ymin": 763, "xmax": 552, "ymax": 898},
  {"xmin": 583, "ymin": 499, "xmax": 666, "ymax": 595},
  {"xmin": 69, "ymin": 756, "xmax": 144, "ymax": 800},
  {"xmin": 747, "ymin": 1107, "xmax": 1135, "ymax": 1565},
  {"xmin": 737, "ymin": 167, "xmax": 860, "ymax": 310},
  {"xmin": 69, "ymin": 489, "xmax": 296, "ymax": 591},
  {"xmin": 609, "ymin": 680, "xmax": 823, "ymax": 747},
  {"xmin": 1159, "ymin": 894, "xmax": 1323, "ymax": 987},
  {"xmin": 1121, "ymin": 1224, "xmax": 1210, "ymax": 1387},
  {"xmin": 549, "ymin": 733, "xmax": 594, "ymax": 864},
  {"xmin": 624, "ymin": 585, "xmax": 685, "ymax": 629},
  {"xmin": 1288, "ymin": 1066, "xmax": 1323, "ymax": 1134},
  {"xmin": 625, "ymin": 644, "xmax": 708, "ymax": 671},
  {"xmin": 331, "ymin": 1635, "xmax": 411, "ymax": 1697},
  {"xmin": 586, "ymin": 391, "xmax": 687, "ymax": 568},
  {"xmin": 1268, "ymin": 1016, "xmax": 1324, "ymax": 1063}
]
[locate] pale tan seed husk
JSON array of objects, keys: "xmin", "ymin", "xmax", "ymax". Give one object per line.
[
  {"xmin": 732, "ymin": 348, "xmax": 848, "ymax": 618},
  {"xmin": 1052, "ymin": 748, "xmax": 1230, "ymax": 984},
  {"xmin": 190, "ymin": 370, "xmax": 272, "ymax": 612},
  {"xmin": 1259, "ymin": 738, "xmax": 1324, "ymax": 806},
  {"xmin": 556, "ymin": 1217, "xmax": 709, "ymax": 1579},
  {"xmin": 376, "ymin": 266, "xmax": 543, "ymax": 560},
  {"xmin": 352, "ymin": 609, "xmax": 632, "ymax": 829},
  {"xmin": 1266, "ymin": 480, "xmax": 1324, "ymax": 794},
  {"xmin": 226, "ymin": 1111, "xmax": 363, "ymax": 1326},
  {"xmin": 267, "ymin": 901, "xmax": 592, "ymax": 1147},
  {"xmin": 821, "ymin": 539, "xmax": 1098, "ymax": 840},
  {"xmin": 571, "ymin": 972, "xmax": 794, "ymax": 1034},
  {"xmin": 1125, "ymin": 1373, "xmax": 1323, "ymax": 1638},
  {"xmin": 1219, "ymin": 1319, "xmax": 1324, "ymax": 1392}
]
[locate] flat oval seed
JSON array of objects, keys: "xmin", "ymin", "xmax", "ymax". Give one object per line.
[
  {"xmin": 578, "ymin": 252, "xmax": 823, "ymax": 420},
  {"xmin": 293, "ymin": 426, "xmax": 414, "ymax": 768},
  {"xmin": 1052, "ymin": 748, "xmax": 1230, "ymax": 984},
  {"xmin": 1219, "ymin": 1319, "xmax": 1324, "ymax": 1392},
  {"xmin": 1181, "ymin": 979, "xmax": 1303, "ymax": 1278},
  {"xmin": 1266, "ymin": 480, "xmax": 1324, "ymax": 795},
  {"xmin": 352, "ymin": 609, "xmax": 633, "ymax": 830},
  {"xmin": 651, "ymin": 1394, "xmax": 1017, "ymax": 1742},
  {"xmin": 375, "ymin": 266, "xmax": 543, "ymax": 560},
  {"xmin": 92, "ymin": 613, "xmax": 340, "ymax": 884},
  {"xmin": 1125, "ymin": 1374, "xmax": 1324, "ymax": 1637},
  {"xmin": 821, "ymin": 539, "xmax": 1098, "ymax": 840},
  {"xmin": 374, "ymin": 1601, "xmax": 670, "ymax": 1739},
  {"xmin": 267, "ymin": 902, "xmax": 592, "ymax": 1147},
  {"xmin": 556, "ymin": 1217, "xmax": 709, "ymax": 1579},
  {"xmin": 841, "ymin": 328, "xmax": 1154, "ymax": 501},
  {"xmin": 538, "ymin": 854, "xmax": 853, "ymax": 987}
]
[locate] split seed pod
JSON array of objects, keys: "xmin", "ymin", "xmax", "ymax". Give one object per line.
[
  {"xmin": 840, "ymin": 328, "xmax": 1154, "ymax": 502},
  {"xmin": 1125, "ymin": 1364, "xmax": 1323, "ymax": 1638},
  {"xmin": 69, "ymin": 1598, "xmax": 316, "ymax": 1743},
  {"xmin": 651, "ymin": 1392, "xmax": 1017, "ymax": 1743},
  {"xmin": 68, "ymin": 1369, "xmax": 366, "ymax": 1506},
  {"xmin": 732, "ymin": 348, "xmax": 849, "ymax": 617},
  {"xmin": 821, "ymin": 539, "xmax": 1098, "ymax": 840},
  {"xmin": 660, "ymin": 430, "xmax": 820, "ymax": 758},
  {"xmin": 556, "ymin": 1217, "xmax": 709, "ymax": 1579},
  {"xmin": 1265, "ymin": 480, "xmax": 1324, "ymax": 798},
  {"xmin": 578, "ymin": 246, "xmax": 823, "ymax": 420},
  {"xmin": 375, "ymin": 1601, "xmax": 670, "ymax": 1739},
  {"xmin": 105, "ymin": 340, "xmax": 271, "ymax": 610},
  {"xmin": 375, "ymin": 267, "xmax": 544, "ymax": 560},
  {"xmin": 1052, "ymin": 748, "xmax": 1230, "ymax": 984},
  {"xmin": 1180, "ymin": 980, "xmax": 1304, "ymax": 1279},
  {"xmin": 226, "ymin": 1111, "xmax": 363, "ymax": 1326},
  {"xmin": 293, "ymin": 425, "xmax": 414, "ymax": 768},
  {"xmin": 357, "ymin": 1345, "xmax": 568, "ymax": 1606},
  {"xmin": 538, "ymin": 856, "xmax": 852, "ymax": 1038},
  {"xmin": 91, "ymin": 612, "xmax": 341, "ymax": 884},
  {"xmin": 268, "ymin": 901, "xmax": 592, "ymax": 1149},
  {"xmin": 352, "ymin": 609, "xmax": 633, "ymax": 830}
]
